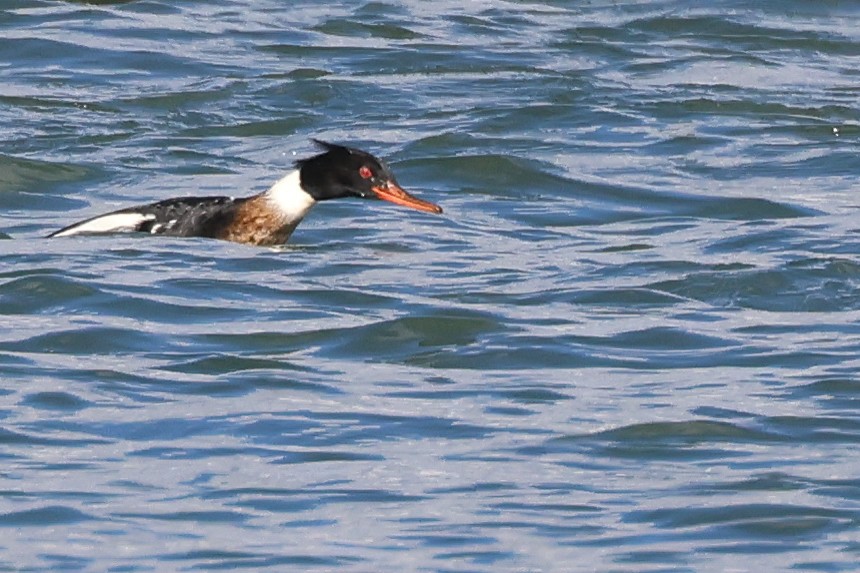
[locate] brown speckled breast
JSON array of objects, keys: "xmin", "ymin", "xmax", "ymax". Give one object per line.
[{"xmin": 217, "ymin": 195, "xmax": 300, "ymax": 246}]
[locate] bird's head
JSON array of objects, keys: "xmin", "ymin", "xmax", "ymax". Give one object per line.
[{"xmin": 296, "ymin": 140, "xmax": 442, "ymax": 214}]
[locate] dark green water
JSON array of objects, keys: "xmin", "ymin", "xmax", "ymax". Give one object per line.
[{"xmin": 2, "ymin": 1, "xmax": 859, "ymax": 571}]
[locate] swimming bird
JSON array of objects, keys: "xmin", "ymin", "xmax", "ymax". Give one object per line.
[{"xmin": 48, "ymin": 140, "xmax": 442, "ymax": 246}]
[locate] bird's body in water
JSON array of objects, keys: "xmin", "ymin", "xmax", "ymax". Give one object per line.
[{"xmin": 48, "ymin": 140, "xmax": 442, "ymax": 246}]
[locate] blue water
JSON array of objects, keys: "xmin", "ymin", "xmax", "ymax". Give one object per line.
[{"xmin": 2, "ymin": 1, "xmax": 860, "ymax": 571}]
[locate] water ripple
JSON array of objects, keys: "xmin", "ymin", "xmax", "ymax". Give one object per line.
[{"xmin": 2, "ymin": 2, "xmax": 859, "ymax": 572}]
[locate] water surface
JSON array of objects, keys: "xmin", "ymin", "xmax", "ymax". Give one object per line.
[{"xmin": 1, "ymin": 1, "xmax": 860, "ymax": 571}]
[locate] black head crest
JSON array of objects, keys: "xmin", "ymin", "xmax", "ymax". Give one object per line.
[
  {"xmin": 295, "ymin": 139, "xmax": 355, "ymax": 169},
  {"xmin": 312, "ymin": 139, "xmax": 353, "ymax": 154}
]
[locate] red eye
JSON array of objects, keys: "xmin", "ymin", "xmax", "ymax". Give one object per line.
[{"xmin": 359, "ymin": 166, "xmax": 373, "ymax": 179}]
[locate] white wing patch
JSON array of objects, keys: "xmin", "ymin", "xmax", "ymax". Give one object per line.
[{"xmin": 50, "ymin": 213, "xmax": 156, "ymax": 237}]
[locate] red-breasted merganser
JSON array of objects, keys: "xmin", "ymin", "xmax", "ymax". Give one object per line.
[{"xmin": 48, "ymin": 140, "xmax": 442, "ymax": 246}]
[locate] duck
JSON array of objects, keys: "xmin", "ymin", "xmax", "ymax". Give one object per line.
[{"xmin": 48, "ymin": 140, "xmax": 442, "ymax": 246}]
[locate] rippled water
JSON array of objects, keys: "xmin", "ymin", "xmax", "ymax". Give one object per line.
[{"xmin": 2, "ymin": 1, "xmax": 860, "ymax": 571}]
